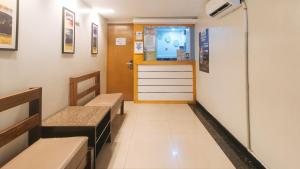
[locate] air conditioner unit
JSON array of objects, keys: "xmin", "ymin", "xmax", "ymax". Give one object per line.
[{"xmin": 205, "ymin": 0, "xmax": 242, "ymax": 18}]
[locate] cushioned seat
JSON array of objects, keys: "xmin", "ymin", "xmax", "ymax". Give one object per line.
[
  {"xmin": 2, "ymin": 137, "xmax": 88, "ymax": 169},
  {"xmin": 85, "ymin": 93, "xmax": 123, "ymax": 120}
]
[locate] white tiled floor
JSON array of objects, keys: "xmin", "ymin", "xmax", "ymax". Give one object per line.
[{"xmin": 96, "ymin": 102, "xmax": 235, "ymax": 169}]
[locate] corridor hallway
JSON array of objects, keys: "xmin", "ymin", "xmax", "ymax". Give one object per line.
[{"xmin": 96, "ymin": 102, "xmax": 234, "ymax": 169}]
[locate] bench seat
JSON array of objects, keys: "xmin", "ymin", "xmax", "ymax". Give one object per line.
[
  {"xmin": 85, "ymin": 93, "xmax": 124, "ymax": 120},
  {"xmin": 2, "ymin": 137, "xmax": 88, "ymax": 169}
]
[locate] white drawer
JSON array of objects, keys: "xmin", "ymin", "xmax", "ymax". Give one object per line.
[
  {"xmin": 138, "ymin": 86, "xmax": 193, "ymax": 93},
  {"xmin": 138, "ymin": 79, "xmax": 193, "ymax": 86},
  {"xmin": 138, "ymin": 71, "xmax": 193, "ymax": 79},
  {"xmin": 138, "ymin": 93, "xmax": 193, "ymax": 101},
  {"xmin": 138, "ymin": 65, "xmax": 193, "ymax": 72}
]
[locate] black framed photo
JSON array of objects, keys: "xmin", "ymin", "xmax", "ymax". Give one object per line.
[
  {"xmin": 0, "ymin": 0, "xmax": 19, "ymax": 51},
  {"xmin": 62, "ymin": 7, "xmax": 75, "ymax": 54},
  {"xmin": 199, "ymin": 29, "xmax": 209, "ymax": 73},
  {"xmin": 91, "ymin": 23, "xmax": 98, "ymax": 54}
]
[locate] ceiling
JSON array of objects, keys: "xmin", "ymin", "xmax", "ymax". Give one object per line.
[{"xmin": 83, "ymin": 0, "xmax": 207, "ymax": 20}]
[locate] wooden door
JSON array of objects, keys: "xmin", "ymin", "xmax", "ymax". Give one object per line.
[{"xmin": 107, "ymin": 24, "xmax": 134, "ymax": 101}]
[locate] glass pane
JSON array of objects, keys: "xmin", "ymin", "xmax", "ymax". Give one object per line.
[
  {"xmin": 144, "ymin": 26, "xmax": 193, "ymax": 61},
  {"xmin": 156, "ymin": 26, "xmax": 191, "ymax": 61}
]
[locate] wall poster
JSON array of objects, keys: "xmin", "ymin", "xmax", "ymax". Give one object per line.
[
  {"xmin": 199, "ymin": 29, "xmax": 209, "ymax": 73},
  {"xmin": 144, "ymin": 27, "xmax": 156, "ymax": 60},
  {"xmin": 136, "ymin": 31, "xmax": 143, "ymax": 40},
  {"xmin": 62, "ymin": 7, "xmax": 75, "ymax": 54},
  {"xmin": 91, "ymin": 23, "xmax": 98, "ymax": 54},
  {"xmin": 134, "ymin": 41, "xmax": 143, "ymax": 54},
  {"xmin": 0, "ymin": 0, "xmax": 19, "ymax": 50}
]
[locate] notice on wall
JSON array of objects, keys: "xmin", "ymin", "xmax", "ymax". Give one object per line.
[
  {"xmin": 136, "ymin": 32, "xmax": 143, "ymax": 40},
  {"xmin": 116, "ymin": 38, "xmax": 126, "ymax": 46},
  {"xmin": 144, "ymin": 27, "xmax": 156, "ymax": 52},
  {"xmin": 199, "ymin": 29, "xmax": 209, "ymax": 73},
  {"xmin": 134, "ymin": 41, "xmax": 144, "ymax": 54}
]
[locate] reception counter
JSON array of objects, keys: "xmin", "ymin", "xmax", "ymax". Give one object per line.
[{"xmin": 134, "ymin": 61, "xmax": 196, "ymax": 103}]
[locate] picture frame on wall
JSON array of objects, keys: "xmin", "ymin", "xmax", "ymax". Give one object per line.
[
  {"xmin": 62, "ymin": 7, "xmax": 75, "ymax": 54},
  {"xmin": 199, "ymin": 29, "xmax": 209, "ymax": 73},
  {"xmin": 0, "ymin": 0, "xmax": 19, "ymax": 51},
  {"xmin": 134, "ymin": 41, "xmax": 143, "ymax": 54},
  {"xmin": 91, "ymin": 23, "xmax": 98, "ymax": 54}
]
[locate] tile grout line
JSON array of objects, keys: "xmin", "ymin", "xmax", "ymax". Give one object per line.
[{"xmin": 121, "ymin": 108, "xmax": 139, "ymax": 169}]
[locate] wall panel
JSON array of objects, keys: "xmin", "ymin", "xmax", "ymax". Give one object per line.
[{"xmin": 0, "ymin": 0, "xmax": 107, "ymax": 164}]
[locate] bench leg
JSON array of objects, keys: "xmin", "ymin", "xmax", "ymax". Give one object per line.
[{"xmin": 120, "ymin": 100, "xmax": 125, "ymax": 115}]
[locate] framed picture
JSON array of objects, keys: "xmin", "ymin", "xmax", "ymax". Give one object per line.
[
  {"xmin": 199, "ymin": 29, "xmax": 209, "ymax": 73},
  {"xmin": 0, "ymin": 0, "xmax": 19, "ymax": 50},
  {"xmin": 91, "ymin": 23, "xmax": 98, "ymax": 54},
  {"xmin": 62, "ymin": 7, "xmax": 75, "ymax": 54},
  {"xmin": 134, "ymin": 41, "xmax": 143, "ymax": 54}
]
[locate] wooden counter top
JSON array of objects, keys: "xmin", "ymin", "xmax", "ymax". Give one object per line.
[{"xmin": 43, "ymin": 106, "xmax": 110, "ymax": 127}]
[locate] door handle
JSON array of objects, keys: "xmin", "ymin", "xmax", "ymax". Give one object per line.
[{"xmin": 126, "ymin": 60, "xmax": 133, "ymax": 70}]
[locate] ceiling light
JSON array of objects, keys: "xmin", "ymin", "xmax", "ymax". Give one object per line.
[{"xmin": 95, "ymin": 8, "xmax": 115, "ymax": 14}]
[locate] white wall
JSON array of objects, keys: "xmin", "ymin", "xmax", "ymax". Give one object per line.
[
  {"xmin": 0, "ymin": 0, "xmax": 107, "ymax": 164},
  {"xmin": 248, "ymin": 0, "xmax": 300, "ymax": 169},
  {"xmin": 195, "ymin": 8, "xmax": 248, "ymax": 146},
  {"xmin": 196, "ymin": 0, "xmax": 300, "ymax": 169}
]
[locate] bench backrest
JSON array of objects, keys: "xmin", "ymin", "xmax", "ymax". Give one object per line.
[
  {"xmin": 69, "ymin": 71, "xmax": 100, "ymax": 106},
  {"xmin": 0, "ymin": 87, "xmax": 42, "ymax": 148}
]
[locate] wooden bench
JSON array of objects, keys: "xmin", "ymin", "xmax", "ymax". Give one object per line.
[
  {"xmin": 0, "ymin": 88, "xmax": 89, "ymax": 169},
  {"xmin": 69, "ymin": 71, "xmax": 124, "ymax": 121},
  {"xmin": 42, "ymin": 106, "xmax": 111, "ymax": 169}
]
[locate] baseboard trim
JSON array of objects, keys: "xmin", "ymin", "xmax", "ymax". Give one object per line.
[{"xmin": 190, "ymin": 101, "xmax": 266, "ymax": 169}]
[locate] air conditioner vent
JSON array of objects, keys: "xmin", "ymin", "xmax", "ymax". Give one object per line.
[
  {"xmin": 206, "ymin": 0, "xmax": 241, "ymax": 18},
  {"xmin": 209, "ymin": 2, "xmax": 232, "ymax": 17}
]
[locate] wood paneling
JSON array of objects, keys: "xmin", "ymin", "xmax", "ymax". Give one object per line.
[{"xmin": 107, "ymin": 24, "xmax": 134, "ymax": 101}]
